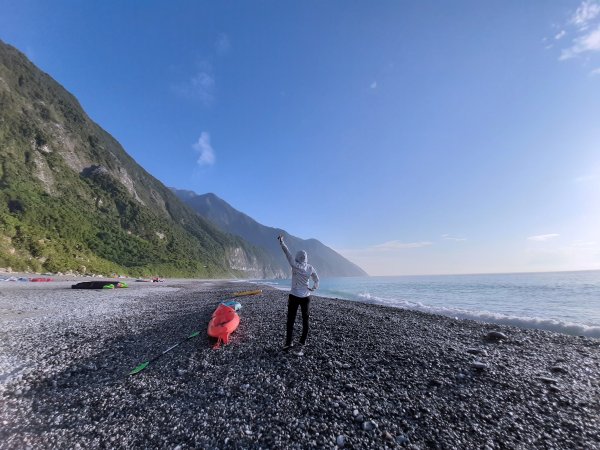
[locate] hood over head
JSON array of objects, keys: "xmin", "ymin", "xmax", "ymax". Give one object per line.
[{"xmin": 295, "ymin": 250, "xmax": 308, "ymax": 264}]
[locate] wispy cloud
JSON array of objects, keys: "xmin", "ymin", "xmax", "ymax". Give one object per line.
[
  {"xmin": 215, "ymin": 33, "xmax": 231, "ymax": 56},
  {"xmin": 172, "ymin": 62, "xmax": 215, "ymax": 105},
  {"xmin": 574, "ymin": 173, "xmax": 596, "ymax": 182},
  {"xmin": 192, "ymin": 132, "xmax": 215, "ymax": 166},
  {"xmin": 560, "ymin": 24, "xmax": 600, "ymax": 60},
  {"xmin": 372, "ymin": 240, "xmax": 433, "ymax": 250},
  {"xmin": 590, "ymin": 67, "xmax": 600, "ymax": 75},
  {"xmin": 557, "ymin": 1, "xmax": 600, "ymax": 62},
  {"xmin": 570, "ymin": 240, "xmax": 597, "ymax": 248},
  {"xmin": 527, "ymin": 233, "xmax": 560, "ymax": 242},
  {"xmin": 370, "ymin": 81, "xmax": 377, "ymax": 89},
  {"xmin": 570, "ymin": 0, "xmax": 600, "ymax": 29},
  {"xmin": 442, "ymin": 234, "xmax": 467, "ymax": 242}
]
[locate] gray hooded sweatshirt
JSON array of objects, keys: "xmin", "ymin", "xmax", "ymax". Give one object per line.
[{"xmin": 280, "ymin": 240, "xmax": 319, "ymax": 298}]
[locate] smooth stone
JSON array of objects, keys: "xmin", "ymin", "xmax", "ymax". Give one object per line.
[
  {"xmin": 472, "ymin": 361, "xmax": 488, "ymax": 370},
  {"xmin": 396, "ymin": 435, "xmax": 409, "ymax": 445},
  {"xmin": 538, "ymin": 377, "xmax": 558, "ymax": 384},
  {"xmin": 467, "ymin": 348, "xmax": 488, "ymax": 356},
  {"xmin": 486, "ymin": 331, "xmax": 508, "ymax": 341},
  {"xmin": 336, "ymin": 435, "xmax": 345, "ymax": 447},
  {"xmin": 550, "ymin": 366, "xmax": 568, "ymax": 374},
  {"xmin": 362, "ymin": 420, "xmax": 378, "ymax": 431}
]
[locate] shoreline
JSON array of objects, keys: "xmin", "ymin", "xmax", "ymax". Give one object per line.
[
  {"xmin": 1, "ymin": 280, "xmax": 599, "ymax": 448},
  {"xmin": 248, "ymin": 276, "xmax": 600, "ymax": 340}
]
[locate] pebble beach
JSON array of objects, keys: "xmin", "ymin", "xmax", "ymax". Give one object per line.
[{"xmin": 1, "ymin": 279, "xmax": 599, "ymax": 449}]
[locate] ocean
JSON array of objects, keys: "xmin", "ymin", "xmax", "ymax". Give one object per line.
[{"xmin": 253, "ymin": 270, "xmax": 600, "ymax": 338}]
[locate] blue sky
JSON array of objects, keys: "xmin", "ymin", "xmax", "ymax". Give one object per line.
[{"xmin": 2, "ymin": 1, "xmax": 600, "ymax": 275}]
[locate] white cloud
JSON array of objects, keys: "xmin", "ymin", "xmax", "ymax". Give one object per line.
[
  {"xmin": 372, "ymin": 240, "xmax": 433, "ymax": 250},
  {"xmin": 192, "ymin": 132, "xmax": 215, "ymax": 166},
  {"xmin": 560, "ymin": 24, "xmax": 600, "ymax": 59},
  {"xmin": 215, "ymin": 33, "xmax": 231, "ymax": 55},
  {"xmin": 571, "ymin": 0, "xmax": 600, "ymax": 29},
  {"xmin": 527, "ymin": 233, "xmax": 560, "ymax": 242},
  {"xmin": 370, "ymin": 81, "xmax": 377, "ymax": 89},
  {"xmin": 442, "ymin": 234, "xmax": 467, "ymax": 242},
  {"xmin": 570, "ymin": 240, "xmax": 598, "ymax": 248},
  {"xmin": 173, "ymin": 62, "xmax": 215, "ymax": 105},
  {"xmin": 590, "ymin": 67, "xmax": 600, "ymax": 75},
  {"xmin": 555, "ymin": 30, "xmax": 567, "ymax": 40}
]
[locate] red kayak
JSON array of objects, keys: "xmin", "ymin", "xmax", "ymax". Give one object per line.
[
  {"xmin": 207, "ymin": 304, "xmax": 240, "ymax": 349},
  {"xmin": 30, "ymin": 277, "xmax": 53, "ymax": 282}
]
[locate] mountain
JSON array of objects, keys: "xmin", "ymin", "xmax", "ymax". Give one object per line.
[
  {"xmin": 171, "ymin": 189, "xmax": 368, "ymax": 278},
  {"xmin": 0, "ymin": 40, "xmax": 280, "ymax": 278}
]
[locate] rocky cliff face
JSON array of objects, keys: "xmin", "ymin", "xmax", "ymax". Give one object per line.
[{"xmin": 0, "ymin": 40, "xmax": 274, "ymax": 277}]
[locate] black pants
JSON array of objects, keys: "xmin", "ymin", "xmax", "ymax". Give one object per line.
[{"xmin": 286, "ymin": 294, "xmax": 310, "ymax": 346}]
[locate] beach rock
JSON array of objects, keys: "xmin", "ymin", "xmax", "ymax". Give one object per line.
[
  {"xmin": 396, "ymin": 435, "xmax": 409, "ymax": 445},
  {"xmin": 466, "ymin": 348, "xmax": 488, "ymax": 356},
  {"xmin": 550, "ymin": 366, "xmax": 568, "ymax": 374},
  {"xmin": 336, "ymin": 435, "xmax": 346, "ymax": 447},
  {"xmin": 362, "ymin": 420, "xmax": 378, "ymax": 431},
  {"xmin": 537, "ymin": 377, "xmax": 558, "ymax": 384},
  {"xmin": 485, "ymin": 331, "xmax": 508, "ymax": 341},
  {"xmin": 384, "ymin": 431, "xmax": 394, "ymax": 441},
  {"xmin": 472, "ymin": 361, "xmax": 487, "ymax": 370}
]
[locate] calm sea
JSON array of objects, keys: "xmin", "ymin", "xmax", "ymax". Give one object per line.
[{"xmin": 253, "ymin": 271, "xmax": 600, "ymax": 338}]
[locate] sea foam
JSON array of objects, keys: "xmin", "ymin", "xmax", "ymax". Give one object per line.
[{"xmin": 358, "ymin": 292, "xmax": 600, "ymax": 338}]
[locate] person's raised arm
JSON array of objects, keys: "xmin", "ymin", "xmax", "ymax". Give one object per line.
[{"xmin": 278, "ymin": 235, "xmax": 294, "ymax": 267}]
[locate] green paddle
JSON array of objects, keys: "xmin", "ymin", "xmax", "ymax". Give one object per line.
[{"xmin": 128, "ymin": 330, "xmax": 201, "ymax": 375}]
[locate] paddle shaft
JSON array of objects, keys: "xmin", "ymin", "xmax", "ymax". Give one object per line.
[{"xmin": 128, "ymin": 331, "xmax": 200, "ymax": 375}]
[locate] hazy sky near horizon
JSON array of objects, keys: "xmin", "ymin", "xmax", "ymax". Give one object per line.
[{"xmin": 1, "ymin": 1, "xmax": 600, "ymax": 276}]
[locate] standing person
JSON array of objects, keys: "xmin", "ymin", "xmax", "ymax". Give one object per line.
[{"xmin": 278, "ymin": 235, "xmax": 319, "ymax": 354}]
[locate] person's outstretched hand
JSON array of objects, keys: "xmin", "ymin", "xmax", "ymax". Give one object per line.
[{"xmin": 277, "ymin": 235, "xmax": 284, "ymax": 243}]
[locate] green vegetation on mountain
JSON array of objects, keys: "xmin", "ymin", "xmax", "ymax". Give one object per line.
[{"xmin": 0, "ymin": 40, "xmax": 273, "ymax": 277}]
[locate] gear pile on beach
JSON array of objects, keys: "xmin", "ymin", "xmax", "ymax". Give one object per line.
[{"xmin": 0, "ymin": 280, "xmax": 599, "ymax": 449}]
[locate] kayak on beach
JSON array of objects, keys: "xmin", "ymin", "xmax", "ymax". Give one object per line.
[
  {"xmin": 71, "ymin": 281, "xmax": 129, "ymax": 289},
  {"xmin": 208, "ymin": 303, "xmax": 240, "ymax": 348}
]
